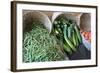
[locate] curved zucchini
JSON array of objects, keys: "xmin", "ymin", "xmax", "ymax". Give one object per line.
[
  {"xmin": 74, "ymin": 25, "xmax": 82, "ymax": 43},
  {"xmin": 63, "ymin": 25, "xmax": 76, "ymax": 51}
]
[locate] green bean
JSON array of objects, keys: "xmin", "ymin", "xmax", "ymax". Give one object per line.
[{"xmin": 23, "ymin": 22, "xmax": 65, "ymax": 63}]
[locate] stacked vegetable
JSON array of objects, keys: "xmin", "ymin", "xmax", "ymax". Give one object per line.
[
  {"xmin": 23, "ymin": 22, "xmax": 65, "ymax": 63},
  {"xmin": 53, "ymin": 17, "xmax": 82, "ymax": 54}
]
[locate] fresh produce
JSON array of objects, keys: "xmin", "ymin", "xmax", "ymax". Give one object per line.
[
  {"xmin": 63, "ymin": 25, "xmax": 76, "ymax": 51},
  {"xmin": 81, "ymin": 30, "xmax": 91, "ymax": 43},
  {"xmin": 74, "ymin": 25, "xmax": 82, "ymax": 43},
  {"xmin": 53, "ymin": 17, "xmax": 82, "ymax": 54},
  {"xmin": 23, "ymin": 22, "xmax": 65, "ymax": 63}
]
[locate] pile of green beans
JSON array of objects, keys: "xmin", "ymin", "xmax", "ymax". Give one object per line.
[{"xmin": 23, "ymin": 22, "xmax": 65, "ymax": 63}]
